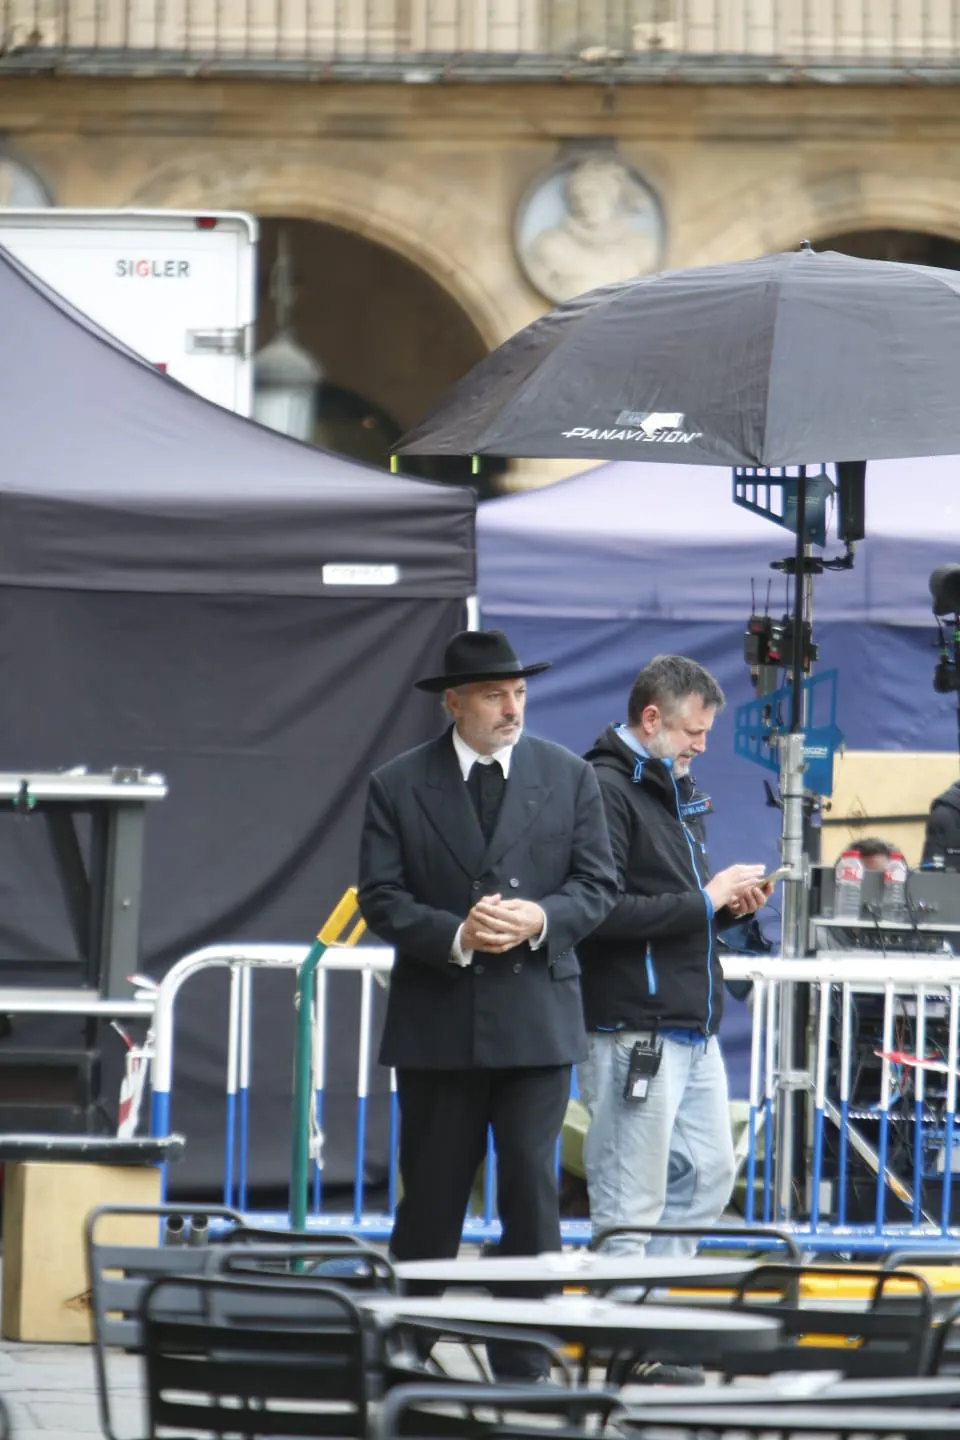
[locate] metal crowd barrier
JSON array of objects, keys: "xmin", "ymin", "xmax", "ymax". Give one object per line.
[
  {"xmin": 148, "ymin": 943, "xmax": 960, "ymax": 1252},
  {"xmin": 740, "ymin": 956, "xmax": 960, "ymax": 1253}
]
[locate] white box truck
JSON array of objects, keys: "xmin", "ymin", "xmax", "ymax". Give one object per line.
[{"xmin": 0, "ymin": 209, "xmax": 258, "ymax": 416}]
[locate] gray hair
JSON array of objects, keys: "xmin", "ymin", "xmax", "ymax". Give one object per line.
[
  {"xmin": 441, "ymin": 686, "xmax": 467, "ymax": 720},
  {"xmin": 627, "ymin": 655, "xmax": 724, "ymax": 725}
]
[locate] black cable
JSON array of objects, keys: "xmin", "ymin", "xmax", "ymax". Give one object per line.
[{"xmin": 863, "ymin": 902, "xmax": 889, "ymax": 959}]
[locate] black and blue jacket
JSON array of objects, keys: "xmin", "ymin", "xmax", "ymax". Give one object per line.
[{"xmin": 579, "ymin": 724, "xmax": 726, "ymax": 1036}]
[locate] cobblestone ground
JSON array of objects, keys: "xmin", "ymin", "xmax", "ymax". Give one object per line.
[
  {"xmin": 0, "ymin": 1333, "xmax": 509, "ymax": 1437},
  {"xmin": 0, "ymin": 1338, "xmax": 142, "ymax": 1439},
  {"xmin": 0, "ymin": 1314, "xmax": 490, "ymax": 1436}
]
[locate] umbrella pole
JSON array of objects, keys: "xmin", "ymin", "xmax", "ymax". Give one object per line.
[{"xmin": 775, "ymin": 466, "xmax": 810, "ymax": 1220}]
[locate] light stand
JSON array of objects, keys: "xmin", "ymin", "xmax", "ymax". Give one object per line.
[
  {"xmin": 736, "ymin": 461, "xmax": 863, "ymax": 1220},
  {"xmin": 775, "ymin": 466, "xmax": 809, "ymax": 1220}
]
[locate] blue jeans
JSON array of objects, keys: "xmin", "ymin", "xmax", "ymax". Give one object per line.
[{"xmin": 578, "ymin": 1031, "xmax": 736, "ymax": 1257}]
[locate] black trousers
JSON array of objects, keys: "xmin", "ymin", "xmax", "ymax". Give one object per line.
[{"xmin": 391, "ymin": 1064, "xmax": 571, "ymax": 1377}]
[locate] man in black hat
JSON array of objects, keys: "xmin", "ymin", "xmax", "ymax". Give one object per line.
[{"xmin": 358, "ymin": 629, "xmax": 617, "ymax": 1377}]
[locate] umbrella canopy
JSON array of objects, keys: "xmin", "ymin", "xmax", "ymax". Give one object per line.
[{"xmin": 398, "ymin": 246, "xmax": 960, "ymax": 467}]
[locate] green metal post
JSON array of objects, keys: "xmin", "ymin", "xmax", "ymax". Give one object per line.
[
  {"xmin": 290, "ymin": 936, "xmax": 326, "ymax": 1233},
  {"xmin": 289, "ymin": 887, "xmax": 363, "ymax": 1232}
]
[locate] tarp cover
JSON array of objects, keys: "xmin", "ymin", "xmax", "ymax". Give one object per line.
[
  {"xmin": 0, "ymin": 245, "xmax": 475, "ymax": 1194},
  {"xmin": 0, "ymin": 245, "xmax": 472, "ymax": 598}
]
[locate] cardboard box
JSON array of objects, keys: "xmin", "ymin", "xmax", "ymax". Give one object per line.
[{"xmin": 2, "ymin": 1160, "xmax": 161, "ymax": 1343}]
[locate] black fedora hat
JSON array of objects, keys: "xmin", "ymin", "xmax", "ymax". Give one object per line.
[{"xmin": 415, "ymin": 630, "xmax": 552, "ymax": 693}]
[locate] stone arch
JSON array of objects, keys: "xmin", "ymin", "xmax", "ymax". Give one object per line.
[
  {"xmin": 811, "ymin": 227, "xmax": 960, "ymax": 268},
  {"xmin": 126, "ymin": 149, "xmax": 525, "ymax": 352},
  {"xmin": 682, "ymin": 168, "xmax": 960, "ymax": 268},
  {"xmin": 125, "ymin": 147, "xmax": 529, "ymax": 488},
  {"xmin": 255, "ymin": 214, "xmax": 506, "ymax": 493}
]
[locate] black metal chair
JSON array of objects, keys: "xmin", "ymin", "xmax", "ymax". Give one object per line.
[
  {"xmin": 376, "ymin": 1381, "xmax": 622, "ymax": 1440},
  {"xmin": 86, "ymin": 1201, "xmax": 246, "ymax": 1440},
  {"xmin": 141, "ymin": 1272, "xmax": 368, "ymax": 1437},
  {"xmin": 603, "ymin": 1261, "xmax": 936, "ymax": 1387},
  {"xmin": 723, "ymin": 1263, "xmax": 937, "ymax": 1380}
]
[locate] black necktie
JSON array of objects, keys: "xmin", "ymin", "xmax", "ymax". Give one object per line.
[{"xmin": 467, "ymin": 760, "xmax": 505, "ymax": 842}]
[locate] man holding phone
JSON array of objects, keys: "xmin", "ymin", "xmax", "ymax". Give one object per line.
[{"xmin": 578, "ymin": 656, "xmax": 772, "ymax": 1305}]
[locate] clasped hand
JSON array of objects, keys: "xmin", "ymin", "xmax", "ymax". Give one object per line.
[{"xmin": 461, "ymin": 894, "xmax": 546, "ymax": 954}]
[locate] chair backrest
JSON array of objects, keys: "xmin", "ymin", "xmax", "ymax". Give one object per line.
[
  {"xmin": 882, "ymin": 1251, "xmax": 960, "ymax": 1271},
  {"xmin": 142, "ymin": 1273, "xmax": 368, "ymax": 1438},
  {"xmin": 616, "ymin": 1402, "xmax": 960, "ymax": 1437},
  {"xmin": 86, "ymin": 1203, "xmax": 245, "ymax": 1352},
  {"xmin": 589, "ymin": 1223, "xmax": 802, "ymax": 1260},
  {"xmin": 730, "ymin": 1264, "xmax": 935, "ymax": 1378},
  {"xmin": 224, "ymin": 1226, "xmax": 367, "ymax": 1247},
  {"xmin": 377, "ymin": 1382, "xmax": 621, "ymax": 1440},
  {"xmin": 213, "ymin": 1240, "xmax": 396, "ymax": 1289},
  {"xmin": 930, "ymin": 1296, "xmax": 960, "ymax": 1374}
]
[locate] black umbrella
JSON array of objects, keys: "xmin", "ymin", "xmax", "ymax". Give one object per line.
[{"xmin": 397, "ymin": 245, "xmax": 960, "ymax": 467}]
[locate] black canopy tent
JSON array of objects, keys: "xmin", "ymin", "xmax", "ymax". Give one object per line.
[{"xmin": 0, "ymin": 246, "xmax": 475, "ymax": 1192}]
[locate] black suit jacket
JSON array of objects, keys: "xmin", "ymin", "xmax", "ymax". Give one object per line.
[
  {"xmin": 922, "ymin": 780, "xmax": 960, "ymax": 866},
  {"xmin": 358, "ymin": 728, "xmax": 618, "ymax": 1070}
]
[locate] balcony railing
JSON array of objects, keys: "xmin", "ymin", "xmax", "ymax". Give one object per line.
[{"xmin": 2, "ymin": 1, "xmax": 960, "ymax": 79}]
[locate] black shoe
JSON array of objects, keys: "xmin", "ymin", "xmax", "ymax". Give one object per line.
[
  {"xmin": 627, "ymin": 1362, "xmax": 706, "ymax": 1387},
  {"xmin": 489, "ymin": 1364, "xmax": 552, "ymax": 1384},
  {"xmin": 487, "ymin": 1341, "xmax": 551, "ymax": 1386}
]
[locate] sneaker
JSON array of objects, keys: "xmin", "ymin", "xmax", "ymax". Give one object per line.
[{"xmin": 628, "ymin": 1362, "xmax": 706, "ymax": 1387}]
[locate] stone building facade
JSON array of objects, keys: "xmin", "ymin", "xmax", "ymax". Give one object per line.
[{"xmin": 2, "ymin": 6, "xmax": 960, "ymax": 486}]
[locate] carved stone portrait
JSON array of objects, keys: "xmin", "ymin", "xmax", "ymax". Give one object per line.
[
  {"xmin": 516, "ymin": 152, "xmax": 664, "ymax": 304},
  {"xmin": 0, "ymin": 155, "xmax": 52, "ymax": 208}
]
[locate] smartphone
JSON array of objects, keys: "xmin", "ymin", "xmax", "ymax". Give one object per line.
[{"xmin": 758, "ymin": 865, "xmax": 792, "ymax": 888}]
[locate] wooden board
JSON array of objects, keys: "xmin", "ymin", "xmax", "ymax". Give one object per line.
[
  {"xmin": 824, "ymin": 750, "xmax": 959, "ymax": 866},
  {"xmin": 1, "ymin": 1160, "xmax": 161, "ymax": 1342}
]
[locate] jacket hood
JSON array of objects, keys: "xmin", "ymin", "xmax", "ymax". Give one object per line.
[
  {"xmin": 586, "ymin": 723, "xmax": 712, "ymax": 815},
  {"xmin": 586, "ymin": 723, "xmax": 648, "ymax": 770},
  {"xmin": 586, "ymin": 724, "xmax": 673, "ymax": 789}
]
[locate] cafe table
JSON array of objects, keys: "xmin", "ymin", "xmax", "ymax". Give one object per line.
[
  {"xmin": 358, "ymin": 1292, "xmax": 780, "ymax": 1381},
  {"xmin": 615, "ymin": 1403, "xmax": 959, "ymax": 1437},
  {"xmin": 393, "ymin": 1251, "xmax": 759, "ymax": 1296}
]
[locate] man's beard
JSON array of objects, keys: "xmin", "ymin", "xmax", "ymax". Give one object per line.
[
  {"xmin": 492, "ymin": 723, "xmax": 523, "ymax": 746},
  {"xmin": 646, "ymin": 730, "xmax": 691, "ymax": 779}
]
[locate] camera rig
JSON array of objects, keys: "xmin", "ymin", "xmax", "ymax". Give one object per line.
[{"xmin": 732, "ymin": 461, "xmax": 866, "ymax": 806}]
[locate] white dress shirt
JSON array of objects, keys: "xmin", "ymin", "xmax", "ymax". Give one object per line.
[
  {"xmin": 451, "ymin": 725, "xmax": 516, "ymax": 782},
  {"xmin": 449, "ymin": 727, "xmax": 546, "ymax": 966}
]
